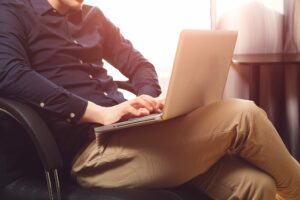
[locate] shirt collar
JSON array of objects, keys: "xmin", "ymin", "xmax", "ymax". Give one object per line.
[
  {"xmin": 30, "ymin": 0, "xmax": 83, "ymax": 21},
  {"xmin": 68, "ymin": 9, "xmax": 83, "ymax": 23},
  {"xmin": 30, "ymin": 0, "xmax": 53, "ymax": 16}
]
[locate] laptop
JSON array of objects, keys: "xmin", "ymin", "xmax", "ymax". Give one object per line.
[{"xmin": 94, "ymin": 29, "xmax": 238, "ymax": 133}]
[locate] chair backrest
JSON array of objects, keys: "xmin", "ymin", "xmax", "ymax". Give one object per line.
[{"xmin": 0, "ymin": 113, "xmax": 41, "ymax": 188}]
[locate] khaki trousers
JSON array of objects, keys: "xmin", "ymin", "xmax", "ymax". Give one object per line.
[{"xmin": 71, "ymin": 99, "xmax": 300, "ymax": 200}]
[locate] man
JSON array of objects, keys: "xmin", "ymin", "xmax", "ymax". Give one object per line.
[{"xmin": 0, "ymin": 0, "xmax": 299, "ymax": 199}]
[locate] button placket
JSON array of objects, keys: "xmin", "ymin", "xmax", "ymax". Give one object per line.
[
  {"xmin": 70, "ymin": 112, "xmax": 76, "ymax": 118},
  {"xmin": 73, "ymin": 40, "xmax": 79, "ymax": 45}
]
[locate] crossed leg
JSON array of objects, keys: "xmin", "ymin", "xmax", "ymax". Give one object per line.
[
  {"xmin": 188, "ymin": 154, "xmax": 276, "ymax": 200},
  {"xmin": 72, "ymin": 99, "xmax": 300, "ymax": 199}
]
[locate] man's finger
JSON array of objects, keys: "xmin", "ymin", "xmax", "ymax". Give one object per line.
[
  {"xmin": 126, "ymin": 105, "xmax": 150, "ymax": 117},
  {"xmin": 131, "ymin": 97, "xmax": 154, "ymax": 112},
  {"xmin": 139, "ymin": 95, "xmax": 157, "ymax": 108}
]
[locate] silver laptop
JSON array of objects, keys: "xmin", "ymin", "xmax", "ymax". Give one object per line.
[{"xmin": 94, "ymin": 29, "xmax": 238, "ymax": 133}]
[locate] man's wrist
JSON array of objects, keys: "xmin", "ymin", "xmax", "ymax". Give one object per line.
[{"xmin": 80, "ymin": 101, "xmax": 105, "ymax": 124}]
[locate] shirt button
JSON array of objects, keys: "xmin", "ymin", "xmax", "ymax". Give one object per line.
[
  {"xmin": 52, "ymin": 9, "xmax": 57, "ymax": 13},
  {"xmin": 73, "ymin": 40, "xmax": 79, "ymax": 45},
  {"xmin": 89, "ymin": 74, "xmax": 93, "ymax": 79},
  {"xmin": 79, "ymin": 60, "xmax": 83, "ymax": 64},
  {"xmin": 70, "ymin": 113, "xmax": 76, "ymax": 118},
  {"xmin": 66, "ymin": 118, "xmax": 71, "ymax": 123},
  {"xmin": 40, "ymin": 102, "xmax": 45, "ymax": 108},
  {"xmin": 104, "ymin": 92, "xmax": 108, "ymax": 96}
]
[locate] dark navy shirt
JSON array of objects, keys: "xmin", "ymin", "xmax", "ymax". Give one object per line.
[{"xmin": 0, "ymin": 0, "xmax": 161, "ymax": 161}]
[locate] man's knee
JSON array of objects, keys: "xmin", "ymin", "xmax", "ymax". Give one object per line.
[
  {"xmin": 233, "ymin": 166, "xmax": 277, "ymax": 200},
  {"xmin": 188, "ymin": 156, "xmax": 277, "ymax": 200},
  {"xmin": 222, "ymin": 98, "xmax": 264, "ymax": 115},
  {"xmin": 218, "ymin": 99, "xmax": 268, "ymax": 126},
  {"xmin": 255, "ymin": 172, "xmax": 277, "ymax": 196}
]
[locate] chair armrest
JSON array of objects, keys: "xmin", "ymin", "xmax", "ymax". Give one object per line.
[{"xmin": 0, "ymin": 97, "xmax": 63, "ymax": 171}]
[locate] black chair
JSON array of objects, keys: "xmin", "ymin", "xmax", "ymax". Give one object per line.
[{"xmin": 0, "ymin": 81, "xmax": 211, "ymax": 200}]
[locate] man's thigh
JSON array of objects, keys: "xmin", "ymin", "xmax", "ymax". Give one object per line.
[
  {"xmin": 71, "ymin": 99, "xmax": 244, "ymax": 188},
  {"xmin": 71, "ymin": 99, "xmax": 271, "ymax": 189},
  {"xmin": 188, "ymin": 155, "xmax": 277, "ymax": 200}
]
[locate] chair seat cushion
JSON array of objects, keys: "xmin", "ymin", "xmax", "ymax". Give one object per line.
[{"xmin": 0, "ymin": 175, "xmax": 211, "ymax": 200}]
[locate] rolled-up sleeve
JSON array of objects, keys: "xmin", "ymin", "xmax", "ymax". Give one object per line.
[
  {"xmin": 0, "ymin": 5, "xmax": 87, "ymax": 123},
  {"xmin": 99, "ymin": 9, "xmax": 162, "ymax": 97}
]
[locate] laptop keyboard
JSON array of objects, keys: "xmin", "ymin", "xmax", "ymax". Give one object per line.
[{"xmin": 127, "ymin": 113, "xmax": 161, "ymax": 121}]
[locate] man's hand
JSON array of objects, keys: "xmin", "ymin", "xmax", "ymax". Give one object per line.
[{"xmin": 81, "ymin": 95, "xmax": 165, "ymax": 125}]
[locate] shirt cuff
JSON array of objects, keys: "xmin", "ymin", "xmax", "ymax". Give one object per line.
[{"xmin": 63, "ymin": 94, "xmax": 88, "ymax": 124}]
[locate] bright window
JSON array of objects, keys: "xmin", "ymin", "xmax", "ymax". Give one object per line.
[{"xmin": 85, "ymin": 0, "xmax": 211, "ymax": 94}]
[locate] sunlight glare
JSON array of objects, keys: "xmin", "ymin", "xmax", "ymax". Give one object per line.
[{"xmin": 84, "ymin": 0, "xmax": 211, "ymax": 94}]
